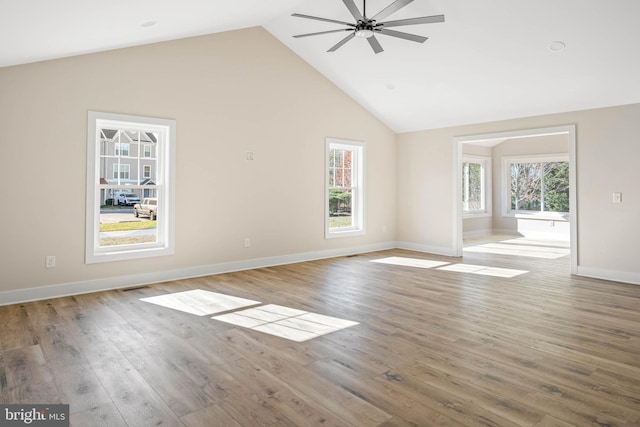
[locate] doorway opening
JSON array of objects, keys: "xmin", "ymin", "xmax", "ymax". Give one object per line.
[{"xmin": 453, "ymin": 125, "xmax": 577, "ymax": 274}]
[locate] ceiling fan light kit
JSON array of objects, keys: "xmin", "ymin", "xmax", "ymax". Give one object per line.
[{"xmin": 292, "ymin": 0, "xmax": 444, "ymax": 54}]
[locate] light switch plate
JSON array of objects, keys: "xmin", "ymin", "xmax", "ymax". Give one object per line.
[{"xmin": 45, "ymin": 255, "xmax": 56, "ymax": 268}]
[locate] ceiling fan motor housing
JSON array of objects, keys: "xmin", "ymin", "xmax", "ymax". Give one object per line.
[{"xmin": 355, "ymin": 20, "xmax": 376, "ymax": 38}]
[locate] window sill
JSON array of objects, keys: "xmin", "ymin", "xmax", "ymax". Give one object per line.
[
  {"xmin": 504, "ymin": 211, "xmax": 569, "ymax": 221},
  {"xmin": 463, "ymin": 212, "xmax": 492, "ymax": 219},
  {"xmin": 325, "ymin": 228, "xmax": 365, "ymax": 239},
  {"xmin": 86, "ymin": 244, "xmax": 174, "ymax": 264}
]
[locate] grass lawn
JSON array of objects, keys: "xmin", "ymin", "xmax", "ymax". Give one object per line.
[{"xmin": 100, "ymin": 221, "xmax": 157, "ymax": 232}]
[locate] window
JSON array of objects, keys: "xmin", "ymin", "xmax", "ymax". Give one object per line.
[
  {"xmin": 144, "ymin": 145, "xmax": 152, "ymax": 158},
  {"xmin": 326, "ymin": 138, "xmax": 365, "ymax": 238},
  {"xmin": 503, "ymin": 155, "xmax": 569, "ymax": 217},
  {"xmin": 462, "ymin": 155, "xmax": 491, "ymax": 216},
  {"xmin": 113, "ymin": 164, "xmax": 130, "ymax": 180},
  {"xmin": 115, "ymin": 142, "xmax": 130, "ymax": 156},
  {"xmin": 86, "ymin": 111, "xmax": 175, "ymax": 263}
]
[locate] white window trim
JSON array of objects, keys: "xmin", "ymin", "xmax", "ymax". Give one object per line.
[
  {"xmin": 86, "ymin": 111, "xmax": 176, "ymax": 263},
  {"xmin": 325, "ymin": 138, "xmax": 365, "ymax": 239},
  {"xmin": 462, "ymin": 154, "xmax": 492, "ymax": 218},
  {"xmin": 502, "ymin": 153, "xmax": 569, "ymax": 220},
  {"xmin": 143, "ymin": 165, "xmax": 151, "ymax": 179}
]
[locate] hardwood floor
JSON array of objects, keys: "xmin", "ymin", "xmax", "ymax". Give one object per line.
[{"xmin": 2, "ymin": 235, "xmax": 640, "ymax": 426}]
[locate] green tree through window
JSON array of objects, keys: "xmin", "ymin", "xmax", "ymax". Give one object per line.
[{"xmin": 509, "ymin": 160, "xmax": 569, "ymax": 213}]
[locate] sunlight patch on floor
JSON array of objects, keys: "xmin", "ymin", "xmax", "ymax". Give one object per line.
[
  {"xmin": 140, "ymin": 289, "xmax": 261, "ymax": 316},
  {"xmin": 463, "ymin": 243, "xmax": 569, "ymax": 259},
  {"xmin": 436, "ymin": 263, "xmax": 528, "ymax": 278},
  {"xmin": 371, "ymin": 256, "xmax": 450, "ymax": 269},
  {"xmin": 212, "ymin": 304, "xmax": 359, "ymax": 342}
]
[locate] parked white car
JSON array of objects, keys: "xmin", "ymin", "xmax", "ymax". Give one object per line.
[
  {"xmin": 134, "ymin": 198, "xmax": 158, "ymax": 220},
  {"xmin": 114, "ymin": 192, "xmax": 141, "ymax": 206}
]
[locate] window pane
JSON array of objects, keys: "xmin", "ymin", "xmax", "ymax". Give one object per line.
[
  {"xmin": 463, "ymin": 160, "xmax": 487, "ymax": 213},
  {"xmin": 511, "ymin": 162, "xmax": 541, "ymax": 211},
  {"xmin": 96, "ymin": 126, "xmax": 160, "ymax": 248},
  {"xmin": 543, "ymin": 161, "xmax": 570, "ymax": 212},
  {"xmin": 326, "ymin": 139, "xmax": 364, "ymax": 238},
  {"xmin": 468, "ymin": 162, "xmax": 482, "ymax": 210},
  {"xmin": 99, "ymin": 188, "xmax": 157, "ymax": 248},
  {"xmin": 328, "ymin": 188, "xmax": 353, "ymax": 228},
  {"xmin": 331, "ymin": 148, "xmax": 354, "ymax": 188}
]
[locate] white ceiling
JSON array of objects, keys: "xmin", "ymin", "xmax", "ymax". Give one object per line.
[{"xmin": 2, "ymin": 0, "xmax": 640, "ymax": 133}]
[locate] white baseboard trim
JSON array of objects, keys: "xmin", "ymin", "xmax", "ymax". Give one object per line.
[
  {"xmin": 10, "ymin": 241, "xmax": 635, "ymax": 306},
  {"xmin": 395, "ymin": 241, "xmax": 458, "ymax": 257},
  {"xmin": 491, "ymin": 229, "xmax": 525, "ymax": 236},
  {"xmin": 575, "ymin": 266, "xmax": 640, "ymax": 286},
  {"xmin": 0, "ymin": 242, "xmax": 396, "ymax": 306},
  {"xmin": 462, "ymin": 229, "xmax": 494, "ymax": 239}
]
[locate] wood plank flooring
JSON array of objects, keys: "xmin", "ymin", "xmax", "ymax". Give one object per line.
[{"xmin": 1, "ymin": 235, "xmax": 640, "ymax": 426}]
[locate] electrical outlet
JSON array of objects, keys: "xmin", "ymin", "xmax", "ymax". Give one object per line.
[
  {"xmin": 45, "ymin": 256, "xmax": 56, "ymax": 269},
  {"xmin": 246, "ymin": 151, "xmax": 254, "ymax": 161},
  {"xmin": 244, "ymin": 238, "xmax": 251, "ymax": 248},
  {"xmin": 613, "ymin": 192, "xmax": 622, "ymax": 204}
]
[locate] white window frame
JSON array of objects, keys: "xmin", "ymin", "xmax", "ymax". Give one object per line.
[
  {"xmin": 86, "ymin": 111, "xmax": 176, "ymax": 263},
  {"xmin": 325, "ymin": 138, "xmax": 365, "ymax": 239},
  {"xmin": 143, "ymin": 165, "xmax": 151, "ymax": 179},
  {"xmin": 502, "ymin": 153, "xmax": 569, "ymax": 220},
  {"xmin": 462, "ymin": 155, "xmax": 492, "ymax": 218},
  {"xmin": 144, "ymin": 145, "xmax": 152, "ymax": 158}
]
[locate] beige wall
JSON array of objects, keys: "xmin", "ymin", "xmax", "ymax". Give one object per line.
[
  {"xmin": 397, "ymin": 103, "xmax": 640, "ymax": 280},
  {"xmin": 1, "ymin": 25, "xmax": 638, "ymax": 298},
  {"xmin": 0, "ymin": 27, "xmax": 397, "ymax": 296}
]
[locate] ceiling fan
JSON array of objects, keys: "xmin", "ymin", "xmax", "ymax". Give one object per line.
[{"xmin": 292, "ymin": 0, "xmax": 444, "ymax": 54}]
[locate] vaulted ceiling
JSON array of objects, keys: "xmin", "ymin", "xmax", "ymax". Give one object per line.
[{"xmin": 3, "ymin": 0, "xmax": 639, "ymax": 132}]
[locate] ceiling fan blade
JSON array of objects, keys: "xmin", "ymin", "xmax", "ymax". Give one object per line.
[
  {"xmin": 367, "ymin": 35, "xmax": 384, "ymax": 54},
  {"xmin": 328, "ymin": 32, "xmax": 356, "ymax": 52},
  {"xmin": 291, "ymin": 13, "xmax": 355, "ymax": 27},
  {"xmin": 379, "ymin": 14, "xmax": 445, "ymax": 28},
  {"xmin": 294, "ymin": 29, "xmax": 353, "ymax": 38},
  {"xmin": 371, "ymin": 0, "xmax": 414, "ymax": 21},
  {"xmin": 342, "ymin": 0, "xmax": 363, "ymax": 21},
  {"xmin": 377, "ymin": 28, "xmax": 427, "ymax": 43}
]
